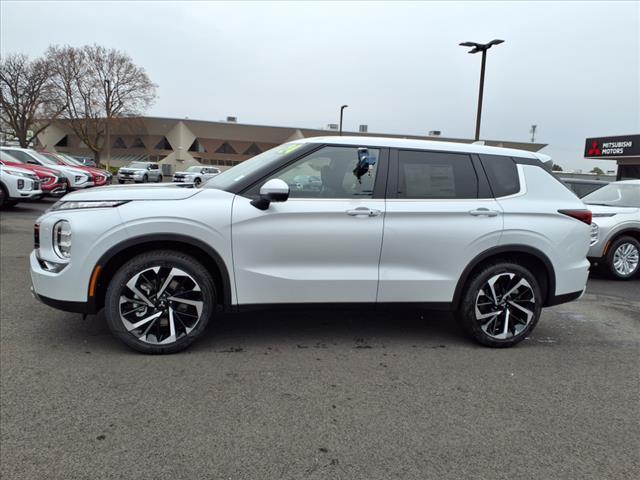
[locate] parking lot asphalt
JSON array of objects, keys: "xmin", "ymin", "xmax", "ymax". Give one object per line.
[{"xmin": 1, "ymin": 199, "xmax": 639, "ymax": 480}]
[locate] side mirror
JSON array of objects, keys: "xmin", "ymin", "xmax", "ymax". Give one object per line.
[{"xmin": 251, "ymin": 178, "xmax": 289, "ymax": 210}]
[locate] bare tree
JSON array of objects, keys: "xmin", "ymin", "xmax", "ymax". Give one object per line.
[
  {"xmin": 47, "ymin": 44, "xmax": 157, "ymax": 163},
  {"xmin": 0, "ymin": 53, "xmax": 65, "ymax": 147}
]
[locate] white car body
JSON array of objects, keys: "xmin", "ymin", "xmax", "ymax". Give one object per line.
[
  {"xmin": 584, "ymin": 180, "xmax": 640, "ymax": 278},
  {"xmin": 117, "ymin": 162, "xmax": 162, "ymax": 183},
  {"xmin": 172, "ymin": 166, "xmax": 220, "ymax": 185},
  {"xmin": 30, "ymin": 137, "xmax": 592, "ymax": 352},
  {"xmin": 0, "ymin": 164, "xmax": 43, "ymax": 205},
  {"xmin": 0, "ymin": 147, "xmax": 92, "ymax": 189}
]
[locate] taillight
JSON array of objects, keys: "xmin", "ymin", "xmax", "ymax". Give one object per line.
[{"xmin": 558, "ymin": 209, "xmax": 592, "ymax": 225}]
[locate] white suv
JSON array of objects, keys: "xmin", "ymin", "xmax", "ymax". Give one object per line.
[
  {"xmin": 0, "ymin": 164, "xmax": 43, "ymax": 207},
  {"xmin": 30, "ymin": 137, "xmax": 592, "ymax": 353}
]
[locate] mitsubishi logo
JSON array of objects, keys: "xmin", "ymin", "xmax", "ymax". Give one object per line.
[{"xmin": 587, "ymin": 140, "xmax": 601, "ymax": 156}]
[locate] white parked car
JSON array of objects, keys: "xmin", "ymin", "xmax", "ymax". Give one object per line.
[
  {"xmin": 173, "ymin": 166, "xmax": 220, "ymax": 186},
  {"xmin": 117, "ymin": 162, "xmax": 163, "ymax": 183},
  {"xmin": 30, "ymin": 137, "xmax": 592, "ymax": 353},
  {"xmin": 0, "ymin": 147, "xmax": 92, "ymax": 190},
  {"xmin": 0, "ymin": 164, "xmax": 43, "ymax": 207},
  {"xmin": 584, "ymin": 180, "xmax": 640, "ymax": 279}
]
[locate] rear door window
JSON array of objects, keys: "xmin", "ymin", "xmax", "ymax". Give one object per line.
[
  {"xmin": 396, "ymin": 150, "xmax": 478, "ymax": 198},
  {"xmin": 479, "ymin": 154, "xmax": 520, "ymax": 197}
]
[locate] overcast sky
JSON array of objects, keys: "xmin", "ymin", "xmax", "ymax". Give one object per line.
[{"xmin": 1, "ymin": 1, "xmax": 638, "ymax": 171}]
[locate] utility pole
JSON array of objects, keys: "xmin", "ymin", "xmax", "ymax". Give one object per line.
[
  {"xmin": 459, "ymin": 39, "xmax": 504, "ymax": 141},
  {"xmin": 339, "ymin": 105, "xmax": 348, "ymax": 136},
  {"xmin": 530, "ymin": 124, "xmax": 537, "ymax": 143}
]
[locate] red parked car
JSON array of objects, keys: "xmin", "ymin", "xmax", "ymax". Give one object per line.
[
  {"xmin": 39, "ymin": 152, "xmax": 112, "ymax": 187},
  {"xmin": 0, "ymin": 152, "xmax": 68, "ymax": 197}
]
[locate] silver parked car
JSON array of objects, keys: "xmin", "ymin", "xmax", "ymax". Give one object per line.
[
  {"xmin": 584, "ymin": 180, "xmax": 640, "ymax": 279},
  {"xmin": 117, "ymin": 162, "xmax": 163, "ymax": 184},
  {"xmin": 172, "ymin": 165, "xmax": 220, "ymax": 186}
]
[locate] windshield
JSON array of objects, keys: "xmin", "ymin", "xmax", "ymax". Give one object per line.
[
  {"xmin": 583, "ymin": 183, "xmax": 640, "ymax": 207},
  {"xmin": 0, "ymin": 151, "xmax": 24, "ymax": 163},
  {"xmin": 127, "ymin": 162, "xmax": 149, "ymax": 169},
  {"xmin": 186, "ymin": 166, "xmax": 203, "ymax": 172},
  {"xmin": 205, "ymin": 142, "xmax": 304, "ymax": 191},
  {"xmin": 58, "ymin": 153, "xmax": 84, "ymax": 166},
  {"xmin": 32, "ymin": 151, "xmax": 60, "ymax": 166}
]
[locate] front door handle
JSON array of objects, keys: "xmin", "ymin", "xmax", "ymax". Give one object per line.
[
  {"xmin": 346, "ymin": 207, "xmax": 381, "ymax": 217},
  {"xmin": 469, "ymin": 208, "xmax": 499, "ymax": 217}
]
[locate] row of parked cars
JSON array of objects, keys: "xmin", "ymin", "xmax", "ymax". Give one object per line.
[
  {"xmin": 0, "ymin": 146, "xmax": 112, "ymax": 207},
  {"xmin": 115, "ymin": 162, "xmax": 221, "ymax": 187}
]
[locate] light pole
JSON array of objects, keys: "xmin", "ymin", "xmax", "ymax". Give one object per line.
[
  {"xmin": 104, "ymin": 78, "xmax": 111, "ymax": 170},
  {"xmin": 459, "ymin": 39, "xmax": 504, "ymax": 141},
  {"xmin": 339, "ymin": 105, "xmax": 348, "ymax": 136}
]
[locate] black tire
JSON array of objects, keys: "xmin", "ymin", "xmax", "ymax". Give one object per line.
[
  {"xmin": 194, "ymin": 177, "xmax": 202, "ymax": 187},
  {"xmin": 457, "ymin": 261, "xmax": 542, "ymax": 348},
  {"xmin": 156, "ymin": 174, "xmax": 163, "ymax": 183},
  {"xmin": 142, "ymin": 174, "xmax": 148, "ymax": 183},
  {"xmin": 104, "ymin": 250, "xmax": 216, "ymax": 354},
  {"xmin": 0, "ymin": 184, "xmax": 7, "ymax": 208},
  {"xmin": 118, "ymin": 180, "xmax": 125, "ymax": 184},
  {"xmin": 604, "ymin": 236, "xmax": 640, "ymax": 280}
]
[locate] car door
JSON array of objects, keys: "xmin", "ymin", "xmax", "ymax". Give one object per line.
[
  {"xmin": 232, "ymin": 145, "xmax": 388, "ymax": 305},
  {"xmin": 378, "ymin": 149, "xmax": 503, "ymax": 303}
]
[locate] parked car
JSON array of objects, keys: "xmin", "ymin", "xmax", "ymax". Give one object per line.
[
  {"xmin": 0, "ymin": 147, "xmax": 91, "ymax": 190},
  {"xmin": 584, "ymin": 180, "xmax": 640, "ymax": 279},
  {"xmin": 561, "ymin": 177, "xmax": 610, "ymax": 198},
  {"xmin": 39, "ymin": 152, "xmax": 111, "ymax": 187},
  {"xmin": 0, "ymin": 163, "xmax": 43, "ymax": 207},
  {"xmin": 117, "ymin": 161, "xmax": 162, "ymax": 183},
  {"xmin": 1, "ymin": 152, "xmax": 68, "ymax": 197},
  {"xmin": 172, "ymin": 165, "xmax": 220, "ymax": 186},
  {"xmin": 31, "ymin": 137, "xmax": 592, "ymax": 354}
]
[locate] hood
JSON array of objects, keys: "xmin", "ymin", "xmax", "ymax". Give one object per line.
[
  {"xmin": 62, "ymin": 183, "xmax": 201, "ymax": 201},
  {"xmin": 1, "ymin": 164, "xmax": 36, "ymax": 176},
  {"xmin": 1, "ymin": 160, "xmax": 58, "ymax": 177},
  {"xmin": 586, "ymin": 203, "xmax": 639, "ymax": 215}
]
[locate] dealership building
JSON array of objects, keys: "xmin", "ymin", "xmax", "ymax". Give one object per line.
[
  {"xmin": 584, "ymin": 134, "xmax": 640, "ymax": 179},
  {"xmin": 35, "ymin": 116, "xmax": 546, "ymax": 173}
]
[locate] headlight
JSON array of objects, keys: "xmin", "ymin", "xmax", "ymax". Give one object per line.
[
  {"xmin": 50, "ymin": 200, "xmax": 129, "ymax": 211},
  {"xmin": 590, "ymin": 223, "xmax": 599, "ymax": 246},
  {"xmin": 53, "ymin": 220, "xmax": 72, "ymax": 259}
]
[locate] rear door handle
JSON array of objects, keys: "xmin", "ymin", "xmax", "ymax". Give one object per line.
[
  {"xmin": 469, "ymin": 208, "xmax": 499, "ymax": 217},
  {"xmin": 346, "ymin": 207, "xmax": 381, "ymax": 217}
]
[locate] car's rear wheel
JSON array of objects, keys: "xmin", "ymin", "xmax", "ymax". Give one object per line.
[
  {"xmin": 156, "ymin": 174, "xmax": 163, "ymax": 183},
  {"xmin": 105, "ymin": 250, "xmax": 215, "ymax": 354},
  {"xmin": 605, "ymin": 236, "xmax": 640, "ymax": 280},
  {"xmin": 457, "ymin": 261, "xmax": 542, "ymax": 347}
]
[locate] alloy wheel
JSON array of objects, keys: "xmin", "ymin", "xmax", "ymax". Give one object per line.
[
  {"xmin": 119, "ymin": 266, "xmax": 204, "ymax": 345},
  {"xmin": 475, "ymin": 272, "xmax": 536, "ymax": 340},
  {"xmin": 613, "ymin": 243, "xmax": 639, "ymax": 277}
]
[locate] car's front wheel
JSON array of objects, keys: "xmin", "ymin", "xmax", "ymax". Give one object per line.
[
  {"xmin": 194, "ymin": 177, "xmax": 202, "ymax": 187},
  {"xmin": 605, "ymin": 236, "xmax": 640, "ymax": 280},
  {"xmin": 457, "ymin": 261, "xmax": 542, "ymax": 348},
  {"xmin": 104, "ymin": 250, "xmax": 216, "ymax": 354}
]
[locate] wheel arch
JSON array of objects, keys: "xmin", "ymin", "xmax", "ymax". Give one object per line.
[
  {"xmin": 605, "ymin": 228, "xmax": 640, "ymax": 253},
  {"xmin": 89, "ymin": 233, "xmax": 232, "ymax": 313},
  {"xmin": 452, "ymin": 245, "xmax": 556, "ymax": 309}
]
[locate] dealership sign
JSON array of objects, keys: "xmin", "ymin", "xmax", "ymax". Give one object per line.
[{"xmin": 585, "ymin": 134, "xmax": 640, "ymax": 158}]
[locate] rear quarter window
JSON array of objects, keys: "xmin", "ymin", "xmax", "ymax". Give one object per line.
[{"xmin": 479, "ymin": 154, "xmax": 520, "ymax": 197}]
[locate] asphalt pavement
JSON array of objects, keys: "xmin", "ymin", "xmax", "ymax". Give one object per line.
[{"xmin": 1, "ymin": 199, "xmax": 639, "ymax": 480}]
